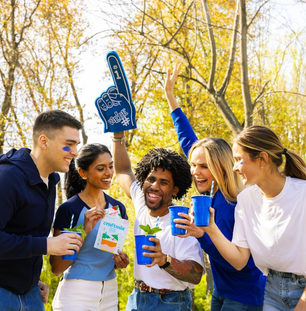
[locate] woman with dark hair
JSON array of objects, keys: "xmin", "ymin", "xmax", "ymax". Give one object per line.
[{"xmin": 50, "ymin": 143, "xmax": 129, "ymax": 311}]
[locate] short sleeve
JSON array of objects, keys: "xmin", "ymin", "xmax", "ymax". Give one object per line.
[{"xmin": 53, "ymin": 204, "xmax": 73, "ymax": 231}]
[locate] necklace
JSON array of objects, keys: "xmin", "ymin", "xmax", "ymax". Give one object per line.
[{"xmin": 78, "ymin": 192, "xmax": 106, "ymax": 209}]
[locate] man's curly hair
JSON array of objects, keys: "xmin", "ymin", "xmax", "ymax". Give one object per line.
[{"xmin": 134, "ymin": 148, "xmax": 192, "ymax": 200}]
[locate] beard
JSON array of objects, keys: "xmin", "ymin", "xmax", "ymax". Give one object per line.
[{"xmin": 144, "ymin": 195, "xmax": 167, "ymax": 212}]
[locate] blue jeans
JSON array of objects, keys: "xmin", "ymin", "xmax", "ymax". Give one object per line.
[
  {"xmin": 263, "ymin": 269, "xmax": 306, "ymax": 311},
  {"xmin": 211, "ymin": 289, "xmax": 263, "ymax": 311},
  {"xmin": 0, "ymin": 285, "xmax": 44, "ymax": 311},
  {"xmin": 126, "ymin": 287, "xmax": 192, "ymax": 311}
]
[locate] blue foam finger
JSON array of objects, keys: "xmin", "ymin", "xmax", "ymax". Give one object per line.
[
  {"xmin": 107, "ymin": 51, "xmax": 132, "ymax": 105},
  {"xmin": 94, "ymin": 51, "xmax": 137, "ymax": 133},
  {"xmin": 107, "ymin": 51, "xmax": 136, "ymax": 128}
]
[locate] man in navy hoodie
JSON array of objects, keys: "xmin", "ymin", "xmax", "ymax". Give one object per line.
[{"xmin": 0, "ymin": 110, "xmax": 84, "ymax": 310}]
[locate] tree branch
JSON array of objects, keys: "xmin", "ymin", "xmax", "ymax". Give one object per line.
[
  {"xmin": 162, "ymin": 1, "xmax": 194, "ymax": 47},
  {"xmin": 239, "ymin": 0, "xmax": 253, "ymax": 128},
  {"xmin": 190, "ymin": 3, "xmax": 198, "ymax": 62},
  {"xmin": 140, "ymin": 0, "xmax": 146, "ymax": 35},
  {"xmin": 247, "ymin": 0, "xmax": 270, "ymax": 29},
  {"xmin": 252, "ymin": 80, "xmax": 270, "ymax": 106},
  {"xmin": 201, "ymin": 0, "xmax": 216, "ymax": 91},
  {"xmin": 265, "ymin": 90, "xmax": 306, "ymax": 98},
  {"xmin": 18, "ymin": 0, "xmax": 42, "ymax": 45},
  {"xmin": 219, "ymin": 1, "xmax": 239, "ymax": 96}
]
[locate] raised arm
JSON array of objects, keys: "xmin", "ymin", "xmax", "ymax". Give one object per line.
[
  {"xmin": 164, "ymin": 63, "xmax": 181, "ymax": 112},
  {"xmin": 113, "ymin": 131, "xmax": 136, "ymax": 198},
  {"xmin": 164, "ymin": 64, "xmax": 198, "ymax": 157}
]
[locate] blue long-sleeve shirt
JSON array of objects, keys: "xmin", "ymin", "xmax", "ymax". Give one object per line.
[{"xmin": 171, "ymin": 108, "xmax": 266, "ymax": 305}]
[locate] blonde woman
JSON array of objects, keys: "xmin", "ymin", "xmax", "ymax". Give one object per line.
[
  {"xmin": 164, "ymin": 64, "xmax": 266, "ymax": 310},
  {"xmin": 197, "ymin": 125, "xmax": 306, "ymax": 310}
]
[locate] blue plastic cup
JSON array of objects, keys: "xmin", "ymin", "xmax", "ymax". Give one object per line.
[
  {"xmin": 135, "ymin": 235, "xmax": 155, "ymax": 265},
  {"xmin": 169, "ymin": 206, "xmax": 189, "ymax": 236},
  {"xmin": 192, "ymin": 195, "xmax": 212, "ymax": 226},
  {"xmin": 61, "ymin": 231, "xmax": 81, "ymax": 261}
]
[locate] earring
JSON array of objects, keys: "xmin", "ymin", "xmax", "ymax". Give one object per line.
[{"xmin": 260, "ymin": 163, "xmax": 264, "ymax": 169}]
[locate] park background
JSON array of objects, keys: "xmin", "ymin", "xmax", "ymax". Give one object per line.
[{"xmin": 1, "ymin": 0, "xmax": 306, "ymax": 310}]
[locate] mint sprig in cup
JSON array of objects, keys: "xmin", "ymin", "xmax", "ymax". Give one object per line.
[
  {"xmin": 139, "ymin": 224, "xmax": 162, "ymax": 235},
  {"xmin": 63, "ymin": 223, "xmax": 86, "ymax": 240},
  {"xmin": 61, "ymin": 224, "xmax": 86, "ymax": 261},
  {"xmin": 136, "ymin": 224, "xmax": 162, "ymax": 265}
]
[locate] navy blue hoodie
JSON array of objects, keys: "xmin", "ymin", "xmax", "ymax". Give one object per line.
[{"xmin": 0, "ymin": 148, "xmax": 60, "ymax": 295}]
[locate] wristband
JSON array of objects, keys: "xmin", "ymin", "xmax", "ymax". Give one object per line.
[{"xmin": 112, "ymin": 136, "xmax": 125, "ymax": 144}]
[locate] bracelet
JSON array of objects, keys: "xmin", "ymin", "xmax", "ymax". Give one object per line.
[{"xmin": 112, "ymin": 136, "xmax": 125, "ymax": 144}]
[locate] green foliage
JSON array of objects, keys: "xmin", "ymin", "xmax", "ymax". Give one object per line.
[
  {"xmin": 40, "ymin": 255, "xmax": 60, "ymax": 311},
  {"xmin": 116, "ymin": 221, "xmax": 135, "ymax": 310},
  {"xmin": 108, "ymin": 184, "xmax": 136, "ymax": 310},
  {"xmin": 63, "ymin": 223, "xmax": 86, "ymax": 239},
  {"xmin": 193, "ymin": 274, "xmax": 212, "ymax": 311},
  {"xmin": 139, "ymin": 224, "xmax": 162, "ymax": 235}
]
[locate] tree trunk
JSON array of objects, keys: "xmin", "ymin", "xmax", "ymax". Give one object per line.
[
  {"xmin": 239, "ymin": 0, "xmax": 253, "ymax": 128},
  {"xmin": 0, "ymin": 67, "xmax": 15, "ymax": 153},
  {"xmin": 204, "ymin": 253, "xmax": 213, "ymax": 297}
]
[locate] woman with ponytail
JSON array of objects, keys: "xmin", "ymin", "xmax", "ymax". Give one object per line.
[
  {"xmin": 50, "ymin": 143, "xmax": 129, "ymax": 311},
  {"xmin": 193, "ymin": 125, "xmax": 306, "ymax": 310}
]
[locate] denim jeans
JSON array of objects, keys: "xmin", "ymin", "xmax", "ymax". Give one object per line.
[
  {"xmin": 211, "ymin": 289, "xmax": 263, "ymax": 311},
  {"xmin": 126, "ymin": 287, "xmax": 192, "ymax": 311},
  {"xmin": 263, "ymin": 269, "xmax": 306, "ymax": 311},
  {"xmin": 0, "ymin": 285, "xmax": 44, "ymax": 311}
]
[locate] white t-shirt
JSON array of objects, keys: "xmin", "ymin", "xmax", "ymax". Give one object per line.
[
  {"xmin": 130, "ymin": 181, "xmax": 204, "ymax": 290},
  {"xmin": 232, "ymin": 176, "xmax": 306, "ymax": 276}
]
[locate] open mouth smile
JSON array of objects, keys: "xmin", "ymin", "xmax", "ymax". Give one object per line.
[
  {"xmin": 102, "ymin": 178, "xmax": 112, "ymax": 182},
  {"xmin": 196, "ymin": 178, "xmax": 208, "ymax": 185},
  {"xmin": 146, "ymin": 191, "xmax": 162, "ymax": 203},
  {"xmin": 64, "ymin": 157, "xmax": 72, "ymax": 164}
]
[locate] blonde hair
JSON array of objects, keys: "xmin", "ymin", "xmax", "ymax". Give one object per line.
[
  {"xmin": 188, "ymin": 138, "xmax": 243, "ymax": 202},
  {"xmin": 234, "ymin": 125, "xmax": 306, "ymax": 180}
]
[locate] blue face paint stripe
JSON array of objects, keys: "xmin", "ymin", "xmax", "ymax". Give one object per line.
[{"xmin": 63, "ymin": 146, "xmax": 71, "ymax": 152}]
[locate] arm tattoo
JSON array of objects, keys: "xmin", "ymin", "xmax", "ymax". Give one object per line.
[{"xmin": 164, "ymin": 258, "xmax": 203, "ymax": 284}]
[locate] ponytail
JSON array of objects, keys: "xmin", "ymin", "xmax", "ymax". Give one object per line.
[
  {"xmin": 64, "ymin": 158, "xmax": 86, "ymax": 199},
  {"xmin": 283, "ymin": 150, "xmax": 306, "ymax": 180}
]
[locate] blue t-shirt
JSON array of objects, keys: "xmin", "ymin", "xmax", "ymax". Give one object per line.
[
  {"xmin": 53, "ymin": 193, "xmax": 128, "ymax": 281},
  {"xmin": 171, "ymin": 108, "xmax": 266, "ymax": 305}
]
